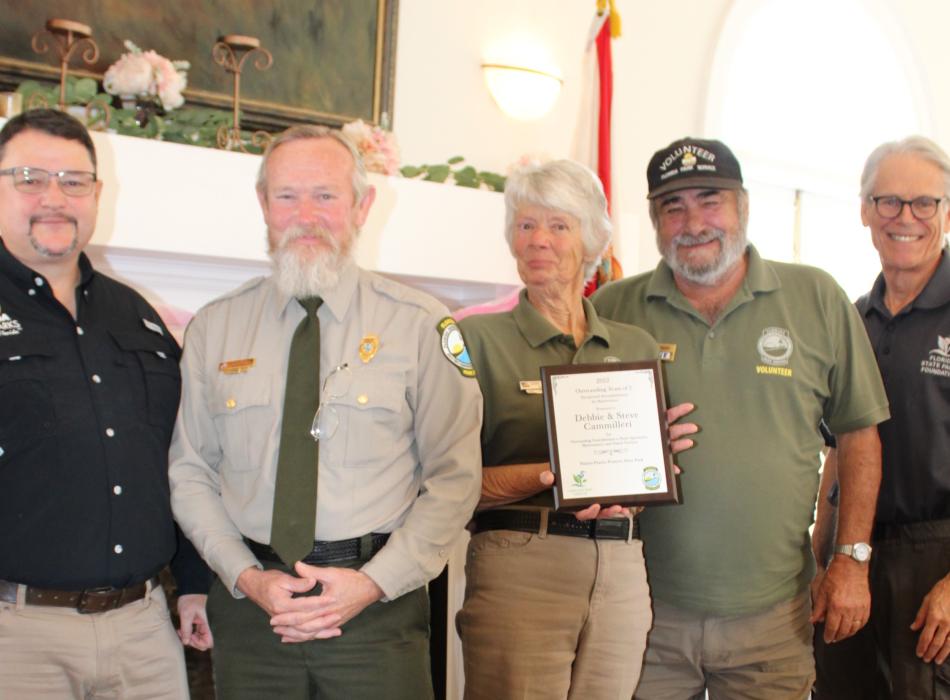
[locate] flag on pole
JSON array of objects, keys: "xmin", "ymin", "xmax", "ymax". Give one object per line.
[{"xmin": 581, "ymin": 0, "xmax": 623, "ymax": 296}]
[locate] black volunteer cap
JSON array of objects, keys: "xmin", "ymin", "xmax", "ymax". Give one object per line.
[{"xmin": 646, "ymin": 137, "xmax": 743, "ymax": 199}]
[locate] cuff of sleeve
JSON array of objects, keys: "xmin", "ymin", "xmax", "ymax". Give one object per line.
[
  {"xmin": 360, "ymin": 542, "xmax": 447, "ymax": 602},
  {"xmin": 210, "ymin": 539, "xmax": 263, "ymax": 599}
]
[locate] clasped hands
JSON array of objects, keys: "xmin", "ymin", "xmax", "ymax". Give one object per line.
[{"xmin": 237, "ymin": 563, "xmax": 383, "ymax": 643}]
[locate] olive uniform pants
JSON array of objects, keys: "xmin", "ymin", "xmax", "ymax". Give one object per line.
[{"xmin": 207, "ymin": 558, "xmax": 433, "ymax": 700}]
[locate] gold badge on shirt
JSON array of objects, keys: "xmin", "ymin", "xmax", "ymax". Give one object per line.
[
  {"xmin": 218, "ymin": 358, "xmax": 255, "ymax": 374},
  {"xmin": 519, "ymin": 380, "xmax": 543, "ymax": 395},
  {"xmin": 658, "ymin": 344, "xmax": 677, "ymax": 362},
  {"xmin": 359, "ymin": 334, "xmax": 380, "ymax": 363}
]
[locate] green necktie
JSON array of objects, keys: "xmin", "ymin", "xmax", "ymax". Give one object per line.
[{"xmin": 270, "ymin": 296, "xmax": 322, "ymax": 565}]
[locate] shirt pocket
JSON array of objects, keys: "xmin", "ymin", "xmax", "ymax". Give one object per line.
[
  {"xmin": 109, "ymin": 329, "xmax": 181, "ymax": 429},
  {"xmin": 0, "ymin": 336, "xmax": 56, "ymax": 458},
  {"xmin": 210, "ymin": 378, "xmax": 275, "ymax": 473},
  {"xmin": 324, "ymin": 367, "xmax": 408, "ymax": 468}
]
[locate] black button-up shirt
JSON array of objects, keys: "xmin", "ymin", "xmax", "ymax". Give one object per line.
[
  {"xmin": 857, "ymin": 249, "xmax": 950, "ymax": 525},
  {"xmin": 0, "ymin": 240, "xmax": 207, "ymax": 592}
]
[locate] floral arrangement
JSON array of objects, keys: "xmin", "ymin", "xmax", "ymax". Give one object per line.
[
  {"xmin": 342, "ymin": 119, "xmax": 400, "ymax": 175},
  {"xmin": 103, "ymin": 40, "xmax": 190, "ymax": 111}
]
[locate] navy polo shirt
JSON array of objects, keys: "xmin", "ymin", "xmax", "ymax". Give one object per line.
[{"xmin": 858, "ymin": 249, "xmax": 950, "ymax": 525}]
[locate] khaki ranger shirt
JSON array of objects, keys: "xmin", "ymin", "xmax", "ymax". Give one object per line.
[
  {"xmin": 460, "ymin": 290, "xmax": 659, "ymax": 509},
  {"xmin": 169, "ymin": 263, "xmax": 483, "ymax": 600},
  {"xmin": 593, "ymin": 245, "xmax": 889, "ymax": 616}
]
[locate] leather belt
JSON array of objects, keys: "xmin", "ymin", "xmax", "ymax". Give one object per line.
[
  {"xmin": 0, "ymin": 576, "xmax": 159, "ymax": 614},
  {"xmin": 245, "ymin": 533, "xmax": 390, "ymax": 566},
  {"xmin": 474, "ymin": 509, "xmax": 639, "ymax": 540},
  {"xmin": 872, "ymin": 517, "xmax": 950, "ymax": 542}
]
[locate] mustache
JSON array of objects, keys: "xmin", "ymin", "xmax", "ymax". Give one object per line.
[
  {"xmin": 274, "ymin": 225, "xmax": 340, "ymax": 253},
  {"xmin": 30, "ymin": 213, "xmax": 78, "ymax": 227},
  {"xmin": 671, "ymin": 229, "xmax": 725, "ymax": 248}
]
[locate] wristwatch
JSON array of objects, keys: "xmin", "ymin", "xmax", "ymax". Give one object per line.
[{"xmin": 834, "ymin": 542, "xmax": 872, "ymax": 563}]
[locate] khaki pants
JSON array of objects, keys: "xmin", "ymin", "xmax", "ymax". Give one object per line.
[
  {"xmin": 636, "ymin": 592, "xmax": 814, "ymax": 700},
  {"xmin": 0, "ymin": 583, "xmax": 188, "ymax": 699},
  {"xmin": 456, "ymin": 529, "xmax": 652, "ymax": 700}
]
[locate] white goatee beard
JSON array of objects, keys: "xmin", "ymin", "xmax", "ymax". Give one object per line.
[
  {"xmin": 268, "ymin": 225, "xmax": 351, "ymax": 298},
  {"xmin": 660, "ymin": 226, "xmax": 748, "ymax": 286}
]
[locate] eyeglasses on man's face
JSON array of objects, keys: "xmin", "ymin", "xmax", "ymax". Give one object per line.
[
  {"xmin": 0, "ymin": 166, "xmax": 97, "ymax": 197},
  {"xmin": 868, "ymin": 194, "xmax": 944, "ymax": 221}
]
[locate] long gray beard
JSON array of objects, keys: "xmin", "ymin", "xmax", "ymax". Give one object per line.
[
  {"xmin": 269, "ymin": 226, "xmax": 350, "ymax": 298},
  {"xmin": 660, "ymin": 227, "xmax": 747, "ymax": 286}
]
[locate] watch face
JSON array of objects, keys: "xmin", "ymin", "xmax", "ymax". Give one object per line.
[{"xmin": 853, "ymin": 543, "xmax": 872, "ymax": 562}]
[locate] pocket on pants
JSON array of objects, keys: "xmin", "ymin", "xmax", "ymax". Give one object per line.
[{"xmin": 937, "ymin": 657, "xmax": 950, "ymax": 699}]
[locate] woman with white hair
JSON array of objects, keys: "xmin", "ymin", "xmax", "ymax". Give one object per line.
[{"xmin": 456, "ymin": 159, "xmax": 696, "ymax": 699}]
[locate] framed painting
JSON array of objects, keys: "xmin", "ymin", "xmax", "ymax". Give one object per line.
[{"xmin": 0, "ymin": 0, "xmax": 398, "ymax": 129}]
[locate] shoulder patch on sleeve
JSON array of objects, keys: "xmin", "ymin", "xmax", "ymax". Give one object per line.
[{"xmin": 436, "ymin": 317, "xmax": 476, "ymax": 378}]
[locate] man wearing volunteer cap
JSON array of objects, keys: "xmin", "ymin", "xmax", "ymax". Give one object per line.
[{"xmin": 593, "ymin": 137, "xmax": 889, "ymax": 698}]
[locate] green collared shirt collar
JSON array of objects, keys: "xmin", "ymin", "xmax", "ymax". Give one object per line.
[
  {"xmin": 644, "ymin": 244, "xmax": 781, "ymax": 322},
  {"xmin": 511, "ymin": 288, "xmax": 612, "ymax": 349}
]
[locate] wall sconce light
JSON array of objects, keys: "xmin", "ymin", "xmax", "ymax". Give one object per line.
[{"xmin": 482, "ymin": 63, "xmax": 563, "ymax": 121}]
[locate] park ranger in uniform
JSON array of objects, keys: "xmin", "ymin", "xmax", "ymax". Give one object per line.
[{"xmin": 169, "ymin": 125, "xmax": 482, "ymax": 699}]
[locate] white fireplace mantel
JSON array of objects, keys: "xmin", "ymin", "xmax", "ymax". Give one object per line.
[{"xmin": 77, "ymin": 128, "xmax": 519, "ymax": 312}]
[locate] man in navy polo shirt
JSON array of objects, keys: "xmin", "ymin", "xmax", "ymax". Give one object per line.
[{"xmin": 814, "ymin": 136, "xmax": 950, "ymax": 699}]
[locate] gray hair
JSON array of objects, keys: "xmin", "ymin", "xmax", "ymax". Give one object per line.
[
  {"xmin": 647, "ymin": 188, "xmax": 750, "ymax": 232},
  {"xmin": 860, "ymin": 136, "xmax": 950, "ymax": 201},
  {"xmin": 256, "ymin": 124, "xmax": 369, "ymax": 203},
  {"xmin": 504, "ymin": 160, "xmax": 612, "ymax": 281}
]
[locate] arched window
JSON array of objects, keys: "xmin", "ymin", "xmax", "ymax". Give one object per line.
[{"xmin": 706, "ymin": 0, "xmax": 929, "ymax": 298}]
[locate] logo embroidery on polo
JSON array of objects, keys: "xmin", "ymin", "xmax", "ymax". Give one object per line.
[
  {"xmin": 755, "ymin": 326, "xmax": 793, "ymax": 378},
  {"xmin": 0, "ymin": 305, "xmax": 23, "ymax": 337},
  {"xmin": 921, "ymin": 335, "xmax": 950, "ymax": 378}
]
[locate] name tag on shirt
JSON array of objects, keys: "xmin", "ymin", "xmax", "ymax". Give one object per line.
[
  {"xmin": 219, "ymin": 358, "xmax": 255, "ymax": 374},
  {"xmin": 519, "ymin": 380, "xmax": 543, "ymax": 395},
  {"xmin": 658, "ymin": 343, "xmax": 677, "ymax": 362}
]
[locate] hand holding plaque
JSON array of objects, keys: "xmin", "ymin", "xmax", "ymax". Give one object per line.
[{"xmin": 541, "ymin": 361, "xmax": 679, "ymax": 510}]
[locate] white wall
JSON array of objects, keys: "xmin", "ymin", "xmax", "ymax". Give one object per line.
[{"xmin": 391, "ymin": 0, "xmax": 950, "ymax": 275}]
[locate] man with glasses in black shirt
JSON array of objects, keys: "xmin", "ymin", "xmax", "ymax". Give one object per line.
[
  {"xmin": 814, "ymin": 136, "xmax": 950, "ymax": 699},
  {"xmin": 0, "ymin": 109, "xmax": 210, "ymax": 698}
]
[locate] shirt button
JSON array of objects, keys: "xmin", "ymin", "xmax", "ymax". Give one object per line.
[
  {"xmin": 91, "ymin": 374, "xmax": 102, "ymax": 384},
  {"xmin": 105, "ymin": 428, "xmax": 115, "ymax": 437},
  {"xmin": 708, "ymin": 331, "xmax": 716, "ymax": 339},
  {"xmin": 0, "ymin": 446, "xmax": 4, "ymax": 458},
  {"xmin": 76, "ymin": 326, "xmax": 84, "ymax": 336},
  {"xmin": 28, "ymin": 289, "xmax": 36, "ymax": 296},
  {"xmin": 113, "ymin": 544, "xmax": 124, "ymax": 554},
  {"xmin": 113, "ymin": 485, "xmax": 123, "ymax": 495},
  {"xmin": 34, "ymin": 277, "xmax": 44, "ymax": 287}
]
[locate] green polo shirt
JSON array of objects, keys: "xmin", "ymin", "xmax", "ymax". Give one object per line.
[
  {"xmin": 592, "ymin": 245, "xmax": 889, "ymax": 616},
  {"xmin": 459, "ymin": 290, "xmax": 660, "ymax": 509}
]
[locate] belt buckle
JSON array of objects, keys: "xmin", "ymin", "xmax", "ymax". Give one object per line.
[
  {"xmin": 77, "ymin": 587, "xmax": 117, "ymax": 614},
  {"xmin": 591, "ymin": 518, "xmax": 625, "ymax": 540}
]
